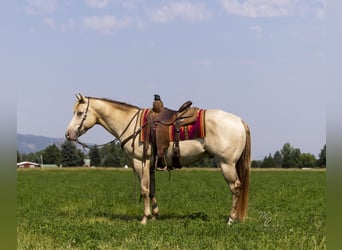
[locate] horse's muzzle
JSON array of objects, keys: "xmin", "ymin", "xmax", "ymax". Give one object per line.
[{"xmin": 65, "ymin": 131, "xmax": 77, "ymax": 141}]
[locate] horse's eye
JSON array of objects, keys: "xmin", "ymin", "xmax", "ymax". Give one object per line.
[{"xmin": 77, "ymin": 111, "xmax": 83, "ymax": 116}]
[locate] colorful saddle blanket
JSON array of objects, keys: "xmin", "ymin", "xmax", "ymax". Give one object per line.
[{"xmin": 140, "ymin": 108, "xmax": 206, "ymax": 142}]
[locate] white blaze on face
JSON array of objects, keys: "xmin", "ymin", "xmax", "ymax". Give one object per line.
[{"xmin": 65, "ymin": 101, "xmax": 85, "ymax": 140}]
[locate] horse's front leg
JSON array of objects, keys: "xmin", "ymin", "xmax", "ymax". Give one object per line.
[
  {"xmin": 134, "ymin": 159, "xmax": 152, "ymax": 224},
  {"xmin": 149, "ymin": 169, "xmax": 159, "ymax": 220}
]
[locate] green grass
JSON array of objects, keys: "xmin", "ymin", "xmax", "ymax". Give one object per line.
[{"xmin": 17, "ymin": 168, "xmax": 326, "ymax": 249}]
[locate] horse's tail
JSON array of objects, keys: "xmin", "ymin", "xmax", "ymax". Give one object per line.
[{"xmin": 236, "ymin": 120, "xmax": 251, "ymax": 222}]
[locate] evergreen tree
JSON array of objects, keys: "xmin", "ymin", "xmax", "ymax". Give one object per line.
[
  {"xmin": 317, "ymin": 144, "xmax": 326, "ymax": 167},
  {"xmin": 188, "ymin": 157, "xmax": 217, "ymax": 167},
  {"xmin": 251, "ymin": 160, "xmax": 262, "ymax": 168},
  {"xmin": 89, "ymin": 145, "xmax": 101, "ymax": 166},
  {"xmin": 61, "ymin": 141, "xmax": 84, "ymax": 167},
  {"xmin": 43, "ymin": 144, "xmax": 62, "ymax": 165},
  {"xmin": 262, "ymin": 153, "xmax": 276, "ymax": 168},
  {"xmin": 17, "ymin": 150, "xmax": 21, "ymax": 162},
  {"xmin": 21, "ymin": 151, "xmax": 42, "ymax": 163},
  {"xmin": 292, "ymin": 148, "xmax": 302, "ymax": 168},
  {"xmin": 281, "ymin": 143, "xmax": 302, "ymax": 168},
  {"xmin": 273, "ymin": 150, "xmax": 282, "ymax": 168},
  {"xmin": 281, "ymin": 143, "xmax": 294, "ymax": 168},
  {"xmin": 100, "ymin": 143, "xmax": 129, "ymax": 167}
]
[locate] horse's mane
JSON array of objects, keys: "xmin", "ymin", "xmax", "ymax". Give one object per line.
[{"xmin": 90, "ymin": 97, "xmax": 140, "ymax": 110}]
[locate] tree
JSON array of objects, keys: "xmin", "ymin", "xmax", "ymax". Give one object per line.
[
  {"xmin": 100, "ymin": 143, "xmax": 129, "ymax": 167},
  {"xmin": 262, "ymin": 153, "xmax": 276, "ymax": 168},
  {"xmin": 17, "ymin": 150, "xmax": 21, "ymax": 162},
  {"xmin": 251, "ymin": 160, "xmax": 262, "ymax": 168},
  {"xmin": 273, "ymin": 150, "xmax": 282, "ymax": 168},
  {"xmin": 300, "ymin": 153, "xmax": 317, "ymax": 168},
  {"xmin": 188, "ymin": 157, "xmax": 217, "ymax": 168},
  {"xmin": 281, "ymin": 143, "xmax": 294, "ymax": 168},
  {"xmin": 43, "ymin": 144, "xmax": 62, "ymax": 165},
  {"xmin": 292, "ymin": 148, "xmax": 302, "ymax": 168},
  {"xmin": 89, "ymin": 145, "xmax": 101, "ymax": 166},
  {"xmin": 280, "ymin": 143, "xmax": 302, "ymax": 168},
  {"xmin": 61, "ymin": 141, "xmax": 84, "ymax": 167},
  {"xmin": 317, "ymin": 144, "xmax": 326, "ymax": 167}
]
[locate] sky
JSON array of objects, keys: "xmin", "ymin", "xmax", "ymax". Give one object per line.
[{"xmin": 12, "ymin": 0, "xmax": 329, "ymax": 160}]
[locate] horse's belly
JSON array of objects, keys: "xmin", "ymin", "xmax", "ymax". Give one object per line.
[{"xmin": 165, "ymin": 138, "xmax": 207, "ymax": 166}]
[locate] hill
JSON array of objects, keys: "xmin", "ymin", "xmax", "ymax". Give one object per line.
[{"xmin": 17, "ymin": 134, "xmax": 65, "ymax": 154}]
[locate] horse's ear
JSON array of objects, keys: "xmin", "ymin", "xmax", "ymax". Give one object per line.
[{"xmin": 75, "ymin": 93, "xmax": 85, "ymax": 103}]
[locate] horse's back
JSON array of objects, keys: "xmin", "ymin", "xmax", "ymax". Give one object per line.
[{"xmin": 205, "ymin": 109, "xmax": 245, "ymax": 133}]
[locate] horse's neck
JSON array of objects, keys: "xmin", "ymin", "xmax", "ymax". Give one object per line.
[{"xmin": 93, "ymin": 99, "xmax": 139, "ymax": 139}]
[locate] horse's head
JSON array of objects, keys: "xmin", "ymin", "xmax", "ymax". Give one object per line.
[{"xmin": 65, "ymin": 93, "xmax": 97, "ymax": 141}]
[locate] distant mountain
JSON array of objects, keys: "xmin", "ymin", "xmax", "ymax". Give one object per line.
[{"xmin": 17, "ymin": 134, "xmax": 65, "ymax": 154}]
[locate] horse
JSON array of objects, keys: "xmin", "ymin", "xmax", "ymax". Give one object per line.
[{"xmin": 65, "ymin": 94, "xmax": 251, "ymax": 225}]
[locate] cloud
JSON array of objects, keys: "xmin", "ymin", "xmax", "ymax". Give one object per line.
[
  {"xmin": 220, "ymin": 0, "xmax": 291, "ymax": 17},
  {"xmin": 150, "ymin": 2, "xmax": 210, "ymax": 23},
  {"xmin": 60, "ymin": 18, "xmax": 76, "ymax": 33},
  {"xmin": 24, "ymin": 0, "xmax": 57, "ymax": 15},
  {"xmin": 83, "ymin": 15, "xmax": 133, "ymax": 33},
  {"xmin": 43, "ymin": 18, "xmax": 56, "ymax": 29},
  {"xmin": 85, "ymin": 0, "xmax": 111, "ymax": 9},
  {"xmin": 220, "ymin": 0, "xmax": 326, "ymax": 18},
  {"xmin": 311, "ymin": 0, "xmax": 327, "ymax": 19}
]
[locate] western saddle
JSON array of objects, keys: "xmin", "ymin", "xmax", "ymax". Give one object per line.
[{"xmin": 145, "ymin": 95, "xmax": 198, "ymax": 171}]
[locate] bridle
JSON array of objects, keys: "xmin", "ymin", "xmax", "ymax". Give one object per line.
[
  {"xmin": 77, "ymin": 96, "xmax": 90, "ymax": 138},
  {"xmin": 75, "ymin": 97, "xmax": 146, "ymax": 150}
]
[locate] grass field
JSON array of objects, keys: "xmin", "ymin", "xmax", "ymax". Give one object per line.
[{"xmin": 17, "ymin": 168, "xmax": 326, "ymax": 249}]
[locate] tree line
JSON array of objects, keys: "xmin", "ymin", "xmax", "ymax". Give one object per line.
[
  {"xmin": 17, "ymin": 141, "xmax": 326, "ymax": 168},
  {"xmin": 17, "ymin": 141, "xmax": 129, "ymax": 167},
  {"xmin": 252, "ymin": 143, "xmax": 326, "ymax": 168}
]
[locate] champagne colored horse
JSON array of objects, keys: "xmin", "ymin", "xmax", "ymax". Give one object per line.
[{"xmin": 65, "ymin": 94, "xmax": 251, "ymax": 225}]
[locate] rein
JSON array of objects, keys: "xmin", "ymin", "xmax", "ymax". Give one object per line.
[{"xmin": 75, "ymin": 97, "xmax": 144, "ymax": 150}]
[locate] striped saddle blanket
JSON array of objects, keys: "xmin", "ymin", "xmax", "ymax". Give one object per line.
[{"xmin": 140, "ymin": 108, "xmax": 206, "ymax": 142}]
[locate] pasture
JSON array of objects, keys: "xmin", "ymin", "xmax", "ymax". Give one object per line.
[{"xmin": 17, "ymin": 168, "xmax": 326, "ymax": 249}]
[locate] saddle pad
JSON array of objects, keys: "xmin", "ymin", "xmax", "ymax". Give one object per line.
[
  {"xmin": 140, "ymin": 109, "xmax": 206, "ymax": 142},
  {"xmin": 169, "ymin": 109, "xmax": 206, "ymax": 141},
  {"xmin": 140, "ymin": 108, "xmax": 151, "ymax": 142}
]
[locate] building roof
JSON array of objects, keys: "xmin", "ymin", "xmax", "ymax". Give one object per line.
[{"xmin": 17, "ymin": 161, "xmax": 41, "ymax": 167}]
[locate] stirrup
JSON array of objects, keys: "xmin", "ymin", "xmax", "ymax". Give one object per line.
[
  {"xmin": 155, "ymin": 157, "xmax": 167, "ymax": 171},
  {"xmin": 156, "ymin": 166, "xmax": 167, "ymax": 171}
]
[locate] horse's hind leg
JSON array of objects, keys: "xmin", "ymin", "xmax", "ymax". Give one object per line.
[{"xmin": 220, "ymin": 162, "xmax": 241, "ymax": 224}]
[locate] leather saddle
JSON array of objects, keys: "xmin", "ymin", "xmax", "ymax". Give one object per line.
[
  {"xmin": 148, "ymin": 100, "xmax": 198, "ymax": 170},
  {"xmin": 153, "ymin": 101, "xmax": 195, "ymax": 125}
]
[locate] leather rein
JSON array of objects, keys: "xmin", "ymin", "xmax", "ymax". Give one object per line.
[{"xmin": 75, "ymin": 97, "xmax": 145, "ymax": 150}]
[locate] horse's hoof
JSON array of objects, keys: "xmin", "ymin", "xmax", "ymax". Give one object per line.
[
  {"xmin": 140, "ymin": 216, "xmax": 148, "ymax": 225},
  {"xmin": 152, "ymin": 214, "xmax": 159, "ymax": 221},
  {"xmin": 227, "ymin": 217, "xmax": 234, "ymax": 226}
]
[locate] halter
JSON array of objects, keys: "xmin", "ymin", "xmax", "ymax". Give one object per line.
[
  {"xmin": 75, "ymin": 97, "xmax": 145, "ymax": 150},
  {"xmin": 77, "ymin": 97, "xmax": 90, "ymax": 138}
]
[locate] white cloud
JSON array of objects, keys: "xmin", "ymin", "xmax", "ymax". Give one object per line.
[
  {"xmin": 25, "ymin": 0, "xmax": 57, "ymax": 15},
  {"xmin": 85, "ymin": 0, "xmax": 111, "ymax": 9},
  {"xmin": 83, "ymin": 15, "xmax": 132, "ymax": 34},
  {"xmin": 312, "ymin": 0, "xmax": 327, "ymax": 19},
  {"xmin": 43, "ymin": 18, "xmax": 56, "ymax": 29},
  {"xmin": 150, "ymin": 2, "xmax": 210, "ymax": 23},
  {"xmin": 221, "ymin": 0, "xmax": 291, "ymax": 17},
  {"xmin": 60, "ymin": 18, "xmax": 76, "ymax": 33},
  {"xmin": 220, "ymin": 0, "xmax": 327, "ymax": 18}
]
